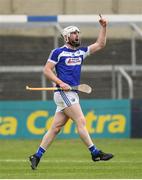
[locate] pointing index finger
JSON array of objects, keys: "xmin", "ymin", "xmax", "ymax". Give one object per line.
[{"xmin": 99, "ymin": 14, "xmax": 102, "ymax": 19}]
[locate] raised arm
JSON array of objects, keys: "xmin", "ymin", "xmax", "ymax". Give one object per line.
[{"xmin": 89, "ymin": 15, "xmax": 108, "ymax": 54}]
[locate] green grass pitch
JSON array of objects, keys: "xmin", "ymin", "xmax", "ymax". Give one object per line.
[{"xmin": 0, "ymin": 138, "xmax": 142, "ymax": 179}]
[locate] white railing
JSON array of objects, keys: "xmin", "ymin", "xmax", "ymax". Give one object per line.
[
  {"xmin": 117, "ymin": 67, "xmax": 133, "ymax": 99},
  {"xmin": 0, "ymin": 65, "xmax": 141, "ymax": 100},
  {"xmin": 130, "ymin": 23, "xmax": 142, "ymax": 76}
]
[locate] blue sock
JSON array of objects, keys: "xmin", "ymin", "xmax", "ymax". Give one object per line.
[
  {"xmin": 88, "ymin": 145, "xmax": 99, "ymax": 156},
  {"xmin": 35, "ymin": 146, "xmax": 45, "ymax": 158}
]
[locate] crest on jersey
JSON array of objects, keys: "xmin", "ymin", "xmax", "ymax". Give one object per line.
[{"xmin": 65, "ymin": 57, "xmax": 82, "ymax": 66}]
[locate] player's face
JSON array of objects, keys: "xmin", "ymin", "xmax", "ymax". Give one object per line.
[{"xmin": 68, "ymin": 31, "xmax": 81, "ymax": 47}]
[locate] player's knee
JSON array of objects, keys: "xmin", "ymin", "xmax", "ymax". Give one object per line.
[
  {"xmin": 77, "ymin": 116, "xmax": 86, "ymax": 128},
  {"xmin": 51, "ymin": 126, "xmax": 61, "ymax": 135}
]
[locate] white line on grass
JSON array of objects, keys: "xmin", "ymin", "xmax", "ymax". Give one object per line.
[{"xmin": 0, "ymin": 159, "xmax": 142, "ymax": 163}]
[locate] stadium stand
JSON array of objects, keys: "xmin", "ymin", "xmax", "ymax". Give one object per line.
[{"xmin": 0, "ymin": 36, "xmax": 142, "ymax": 100}]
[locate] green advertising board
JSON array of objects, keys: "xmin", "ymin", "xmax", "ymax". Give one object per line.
[{"xmin": 0, "ymin": 100, "xmax": 131, "ymax": 139}]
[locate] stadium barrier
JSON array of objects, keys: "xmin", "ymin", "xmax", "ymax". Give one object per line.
[
  {"xmin": 1, "ymin": 14, "xmax": 142, "ymax": 24},
  {"xmin": 131, "ymin": 100, "xmax": 142, "ymax": 138},
  {"xmin": 0, "ymin": 99, "xmax": 131, "ymax": 139}
]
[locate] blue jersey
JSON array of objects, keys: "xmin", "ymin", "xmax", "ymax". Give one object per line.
[{"xmin": 48, "ymin": 45, "xmax": 90, "ymax": 86}]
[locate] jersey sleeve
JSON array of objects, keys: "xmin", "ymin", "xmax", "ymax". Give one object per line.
[
  {"xmin": 47, "ymin": 49, "xmax": 59, "ymax": 64},
  {"xmin": 80, "ymin": 47, "xmax": 90, "ymax": 59}
]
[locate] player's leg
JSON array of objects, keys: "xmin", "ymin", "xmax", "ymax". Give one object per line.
[
  {"xmin": 63, "ymin": 103, "xmax": 93, "ymax": 146},
  {"xmin": 39, "ymin": 111, "xmax": 69, "ymax": 150},
  {"xmin": 29, "ymin": 111, "xmax": 69, "ymax": 170},
  {"xmin": 63, "ymin": 103, "xmax": 113, "ymax": 161}
]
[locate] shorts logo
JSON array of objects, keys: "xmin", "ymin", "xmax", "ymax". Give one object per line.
[
  {"xmin": 71, "ymin": 98, "xmax": 76, "ymax": 102},
  {"xmin": 65, "ymin": 57, "xmax": 82, "ymax": 66}
]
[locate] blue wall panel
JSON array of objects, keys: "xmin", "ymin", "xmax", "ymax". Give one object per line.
[{"xmin": 0, "ymin": 100, "xmax": 131, "ymax": 139}]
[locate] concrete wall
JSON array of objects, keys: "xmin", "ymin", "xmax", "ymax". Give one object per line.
[
  {"xmin": 64, "ymin": 0, "xmax": 113, "ymax": 14},
  {"xmin": 0, "ymin": 0, "xmax": 142, "ymax": 15},
  {"xmin": 118, "ymin": 0, "xmax": 142, "ymax": 14},
  {"xmin": 0, "ymin": 0, "xmax": 11, "ymax": 14},
  {"xmin": 0, "ymin": 0, "xmax": 64, "ymax": 14},
  {"xmin": 13, "ymin": 0, "xmax": 63, "ymax": 15}
]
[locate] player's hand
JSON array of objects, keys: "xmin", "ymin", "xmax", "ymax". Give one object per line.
[
  {"xmin": 59, "ymin": 82, "xmax": 71, "ymax": 91},
  {"xmin": 99, "ymin": 14, "xmax": 108, "ymax": 27}
]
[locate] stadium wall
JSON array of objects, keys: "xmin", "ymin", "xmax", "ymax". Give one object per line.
[
  {"xmin": 131, "ymin": 100, "xmax": 142, "ymax": 138},
  {"xmin": 0, "ymin": 99, "xmax": 141, "ymax": 139},
  {"xmin": 0, "ymin": 0, "xmax": 142, "ymax": 15},
  {"xmin": 0, "ymin": 14, "xmax": 142, "ymax": 139}
]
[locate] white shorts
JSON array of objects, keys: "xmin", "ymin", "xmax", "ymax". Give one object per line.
[{"xmin": 54, "ymin": 91, "xmax": 79, "ymax": 112}]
